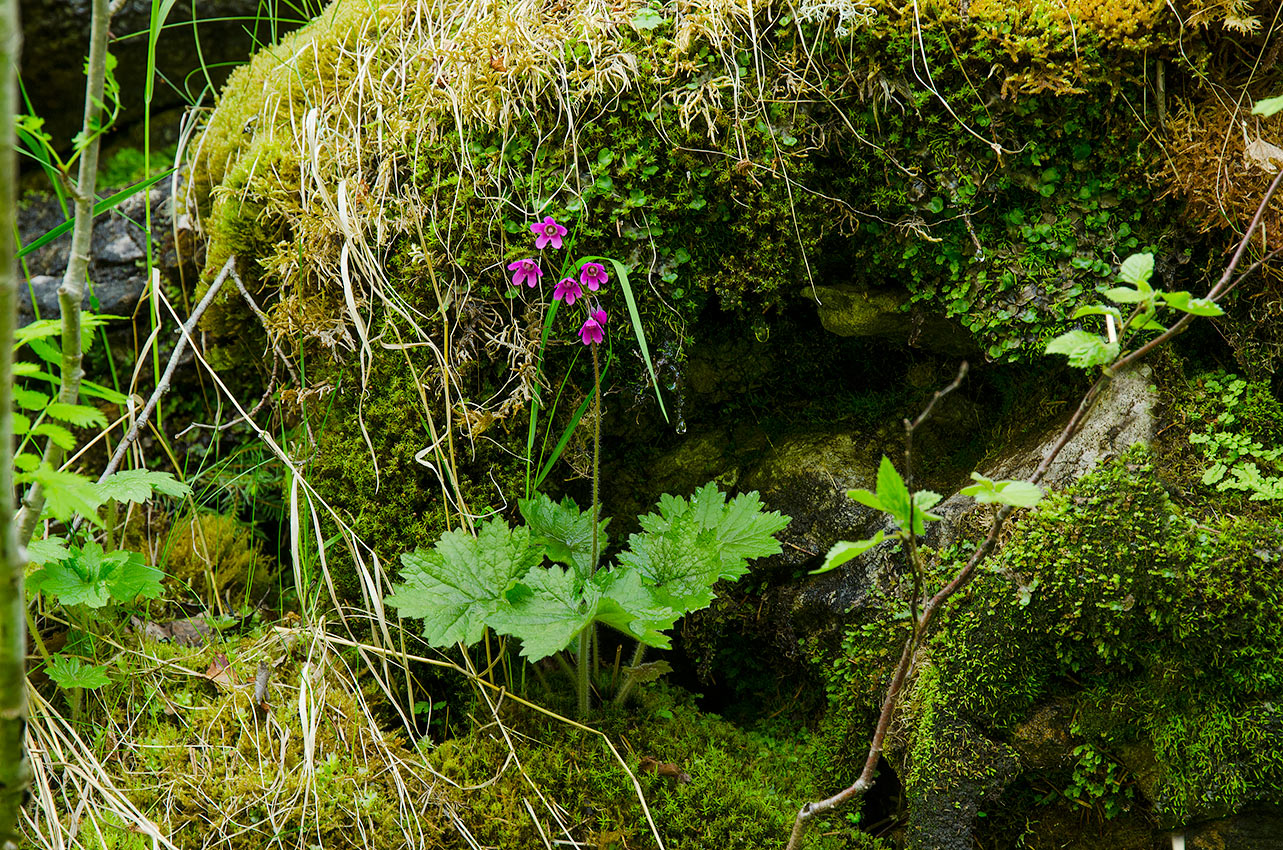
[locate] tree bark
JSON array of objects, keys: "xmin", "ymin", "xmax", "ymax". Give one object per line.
[{"xmin": 0, "ymin": 0, "xmax": 29, "ymax": 843}]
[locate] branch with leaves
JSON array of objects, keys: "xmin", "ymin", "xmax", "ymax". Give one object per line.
[{"xmin": 784, "ymin": 172, "xmax": 1281, "ymax": 848}]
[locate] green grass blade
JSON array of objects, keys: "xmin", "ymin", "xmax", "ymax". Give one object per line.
[
  {"xmin": 146, "ymin": 0, "xmax": 181, "ymax": 102},
  {"xmin": 15, "ymin": 127, "xmax": 68, "ymax": 220},
  {"xmin": 525, "ymin": 297, "xmax": 561, "ymax": 497},
  {"xmin": 592, "ymin": 257, "xmax": 667, "ymax": 422},
  {"xmin": 533, "ymin": 351, "xmax": 612, "ymax": 491},
  {"xmin": 17, "ymin": 170, "xmax": 172, "ymax": 259}
]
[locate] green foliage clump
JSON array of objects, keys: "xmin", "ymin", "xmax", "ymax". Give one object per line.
[
  {"xmin": 813, "ymin": 446, "xmax": 1283, "ymax": 826},
  {"xmin": 429, "ymin": 685, "xmax": 889, "ymax": 850},
  {"xmin": 933, "ymin": 448, "xmax": 1283, "ymax": 821},
  {"xmin": 1186, "ymin": 371, "xmax": 1283, "ymax": 501}
]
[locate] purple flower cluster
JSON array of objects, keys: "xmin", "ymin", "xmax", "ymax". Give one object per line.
[{"xmin": 506, "ymin": 216, "xmax": 610, "ymax": 346}]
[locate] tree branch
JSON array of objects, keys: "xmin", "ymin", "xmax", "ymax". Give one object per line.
[{"xmin": 13, "ymin": 0, "xmax": 113, "ymax": 548}]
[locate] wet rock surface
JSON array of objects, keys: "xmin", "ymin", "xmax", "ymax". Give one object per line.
[{"xmin": 16, "ymin": 180, "xmax": 192, "ymax": 326}]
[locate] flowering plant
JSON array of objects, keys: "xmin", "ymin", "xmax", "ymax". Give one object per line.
[{"xmin": 388, "ymin": 214, "xmax": 747, "ymax": 718}]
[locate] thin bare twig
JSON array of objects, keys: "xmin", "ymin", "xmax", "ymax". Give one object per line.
[
  {"xmin": 97, "ymin": 256, "xmax": 236, "ymax": 484},
  {"xmin": 902, "ymin": 362, "xmax": 968, "ymax": 629}
]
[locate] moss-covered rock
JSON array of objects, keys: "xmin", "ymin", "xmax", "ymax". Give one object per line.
[
  {"xmin": 180, "ymin": 0, "xmax": 1281, "ymax": 595},
  {"xmin": 815, "ymin": 444, "xmax": 1283, "ymax": 846}
]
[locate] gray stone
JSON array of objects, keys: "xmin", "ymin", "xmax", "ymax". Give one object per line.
[
  {"xmin": 807, "ymin": 284, "xmax": 977, "ymax": 355},
  {"xmin": 1185, "ymin": 808, "xmax": 1283, "ymax": 849},
  {"xmin": 16, "ymin": 179, "xmax": 192, "ymax": 326}
]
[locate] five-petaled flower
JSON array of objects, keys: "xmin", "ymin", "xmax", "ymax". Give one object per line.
[
  {"xmin": 579, "ymin": 309, "xmax": 607, "ymax": 346},
  {"xmin": 554, "ymin": 277, "xmax": 583, "ymax": 305},
  {"xmin": 579, "ymin": 262, "xmax": 608, "ymax": 291},
  {"xmin": 507, "ymin": 258, "xmax": 542, "ymax": 288},
  {"xmin": 531, "ymin": 216, "xmax": 568, "ymax": 250}
]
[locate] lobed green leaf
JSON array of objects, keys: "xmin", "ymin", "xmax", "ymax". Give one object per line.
[
  {"xmin": 385, "ymin": 520, "xmax": 545, "ymax": 647},
  {"xmin": 45, "ymin": 655, "xmax": 112, "ymax": 690}
]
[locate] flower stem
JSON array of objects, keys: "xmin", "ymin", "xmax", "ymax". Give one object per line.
[
  {"xmin": 613, "ymin": 643, "xmax": 647, "ymax": 706},
  {"xmin": 578, "ymin": 629, "xmax": 590, "ymax": 719},
  {"xmin": 578, "ymin": 343, "xmax": 603, "ymax": 719},
  {"xmin": 590, "ymin": 344, "xmax": 601, "ymax": 570}
]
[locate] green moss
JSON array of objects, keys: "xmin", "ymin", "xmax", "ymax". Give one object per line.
[
  {"xmin": 939, "ymin": 448, "xmax": 1283, "ymax": 821},
  {"xmin": 428, "ymin": 684, "xmax": 889, "ymax": 849},
  {"xmin": 181, "ymin": 0, "xmax": 1265, "ymax": 605},
  {"xmin": 813, "ymin": 446, "xmax": 1283, "ymax": 828},
  {"xmin": 98, "ymin": 633, "xmax": 887, "ymax": 850}
]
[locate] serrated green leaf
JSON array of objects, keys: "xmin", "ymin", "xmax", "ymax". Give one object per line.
[
  {"xmin": 386, "ymin": 520, "xmax": 545, "ymax": 648},
  {"xmin": 14, "ymin": 319, "xmax": 64, "ymax": 349},
  {"xmin": 27, "ymin": 338, "xmax": 61, "ymax": 366},
  {"xmin": 27, "ymin": 535, "xmax": 70, "ymax": 566},
  {"xmin": 488, "ymin": 564, "xmax": 596, "ymax": 660},
  {"xmin": 13, "ymin": 452, "xmax": 39, "ymax": 472},
  {"xmin": 94, "ymin": 469, "xmax": 192, "ymax": 504},
  {"xmin": 1072, "ymin": 304, "xmax": 1122, "ymax": 322},
  {"xmin": 81, "ymin": 380, "xmax": 128, "ymax": 405},
  {"xmin": 18, "ymin": 464, "xmax": 103, "ymax": 526},
  {"xmin": 104, "ymin": 549, "xmax": 164, "ymax": 602},
  {"xmin": 994, "ymin": 481, "xmax": 1044, "ymax": 507},
  {"xmin": 29, "ymin": 542, "xmax": 161, "ymax": 608},
  {"xmin": 811, "ymin": 531, "xmax": 885, "ymax": 575},
  {"xmin": 636, "ymin": 483, "xmax": 788, "ymax": 580},
  {"xmin": 875, "ymin": 456, "xmax": 913, "ymax": 526},
  {"xmin": 1134, "ymin": 316, "xmax": 1167, "ymax": 332},
  {"xmin": 45, "ymin": 655, "xmax": 112, "ymax": 690},
  {"xmin": 1202, "ymin": 463, "xmax": 1227, "ymax": 485},
  {"xmin": 45, "ymin": 402, "xmax": 108, "ymax": 429},
  {"xmin": 32, "ymin": 422, "xmax": 76, "ymax": 451},
  {"xmin": 592, "ymin": 567, "xmax": 678, "ymax": 647},
  {"xmin": 13, "ymin": 387, "xmax": 49, "ymax": 410},
  {"xmin": 845, "ymin": 487, "xmax": 884, "ymax": 512},
  {"xmin": 518, "ymin": 493, "xmax": 609, "ymax": 579},
  {"xmin": 1045, "ymin": 330, "xmax": 1119, "ymax": 370},
  {"xmin": 12, "ymin": 362, "xmax": 42, "ymax": 377},
  {"xmin": 961, "ymin": 472, "xmax": 1043, "ymax": 508},
  {"xmin": 712, "ymin": 489, "xmax": 790, "ymax": 570},
  {"xmin": 12, "ymin": 413, "xmax": 30, "ymax": 435},
  {"xmin": 1253, "ymin": 94, "xmax": 1283, "ymax": 117},
  {"xmin": 621, "ymin": 660, "xmax": 673, "ymax": 684},
  {"xmin": 1118, "ymin": 253, "xmax": 1154, "ymax": 287},
  {"xmin": 914, "ymin": 490, "xmax": 943, "ymax": 512},
  {"xmin": 618, "ymin": 510, "xmax": 724, "ymax": 613}
]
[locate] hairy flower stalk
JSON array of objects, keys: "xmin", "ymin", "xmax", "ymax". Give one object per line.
[{"xmin": 578, "ymin": 314, "xmax": 604, "ymax": 719}]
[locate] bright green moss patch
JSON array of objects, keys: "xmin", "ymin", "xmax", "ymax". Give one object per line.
[
  {"xmin": 96, "ymin": 629, "xmax": 887, "ymax": 850},
  {"xmin": 813, "ymin": 440, "xmax": 1283, "ymax": 831}
]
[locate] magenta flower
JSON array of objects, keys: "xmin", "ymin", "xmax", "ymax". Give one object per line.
[
  {"xmin": 553, "ymin": 277, "xmax": 583, "ymax": 305},
  {"xmin": 531, "ymin": 216, "xmax": 568, "ymax": 250},
  {"xmin": 579, "ymin": 261, "xmax": 608, "ymax": 291},
  {"xmin": 579, "ymin": 309, "xmax": 607, "ymax": 346},
  {"xmin": 507, "ymin": 258, "xmax": 542, "ymax": 288}
]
